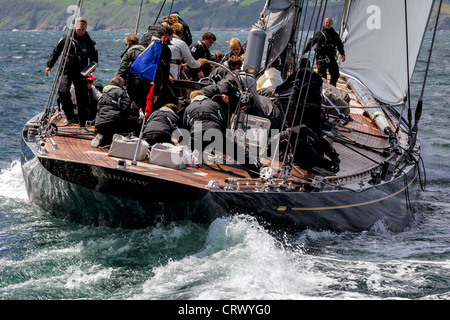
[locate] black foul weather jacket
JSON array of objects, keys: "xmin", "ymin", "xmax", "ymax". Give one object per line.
[
  {"xmin": 302, "ymin": 27, "xmax": 345, "ymax": 61},
  {"xmin": 95, "ymin": 85, "xmax": 136, "ymax": 127},
  {"xmin": 117, "ymin": 44, "xmax": 146, "ymax": 81},
  {"xmin": 183, "ymin": 96, "xmax": 226, "ymax": 135},
  {"xmin": 47, "ymin": 32, "xmax": 98, "ymax": 75},
  {"xmin": 188, "ymin": 41, "xmax": 213, "ymax": 79},
  {"xmin": 143, "ymin": 106, "xmax": 181, "ymax": 138},
  {"xmin": 275, "ymin": 67, "xmax": 323, "ymax": 106}
]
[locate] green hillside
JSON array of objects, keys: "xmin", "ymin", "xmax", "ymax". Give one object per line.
[
  {"xmin": 0, "ymin": 0, "xmax": 448, "ymax": 31},
  {"xmin": 0, "ymin": 0, "xmax": 266, "ymax": 31}
]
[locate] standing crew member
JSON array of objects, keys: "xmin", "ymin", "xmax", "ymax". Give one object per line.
[
  {"xmin": 172, "ymin": 12, "xmax": 193, "ymax": 46},
  {"xmin": 149, "ymin": 25, "xmax": 178, "ymax": 112},
  {"xmin": 68, "ymin": 73, "xmax": 102, "ymax": 123},
  {"xmin": 117, "ymin": 33, "xmax": 150, "ymax": 112},
  {"xmin": 168, "ymin": 23, "xmax": 207, "ymax": 80},
  {"xmin": 302, "ymin": 17, "xmax": 345, "ymax": 86},
  {"xmin": 187, "ymin": 32, "xmax": 216, "ymax": 81},
  {"xmin": 45, "ymin": 17, "xmax": 98, "ymax": 132}
]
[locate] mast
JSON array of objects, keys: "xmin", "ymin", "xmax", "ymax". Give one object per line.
[{"xmin": 134, "ymin": 0, "xmax": 144, "ymax": 34}]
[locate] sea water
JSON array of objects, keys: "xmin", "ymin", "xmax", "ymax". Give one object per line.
[{"xmin": 0, "ymin": 30, "xmax": 449, "ymax": 303}]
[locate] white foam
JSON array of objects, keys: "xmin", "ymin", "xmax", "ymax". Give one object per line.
[
  {"xmin": 0, "ymin": 160, "xmax": 28, "ymax": 201},
  {"xmin": 134, "ymin": 215, "xmax": 344, "ymax": 300},
  {"xmin": 64, "ymin": 265, "xmax": 113, "ymax": 289}
]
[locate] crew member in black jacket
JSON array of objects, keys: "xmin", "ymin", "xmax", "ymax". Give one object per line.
[
  {"xmin": 183, "ymin": 90, "xmax": 226, "ymax": 151},
  {"xmin": 45, "ymin": 18, "xmax": 98, "ymax": 132},
  {"xmin": 184, "ymin": 91, "xmax": 261, "ymax": 177},
  {"xmin": 93, "ymin": 76, "xmax": 139, "ymax": 148},
  {"xmin": 273, "ymin": 58, "xmax": 340, "ymax": 176},
  {"xmin": 187, "ymin": 32, "xmax": 216, "ymax": 81},
  {"xmin": 142, "ymin": 103, "xmax": 181, "ymax": 146},
  {"xmin": 274, "ymin": 58, "xmax": 323, "ymax": 136},
  {"xmin": 117, "ymin": 33, "xmax": 149, "ymax": 112},
  {"xmin": 302, "ymin": 17, "xmax": 345, "ymax": 86}
]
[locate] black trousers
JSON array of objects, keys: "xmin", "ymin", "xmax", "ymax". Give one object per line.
[
  {"xmin": 95, "ymin": 117, "xmax": 140, "ymax": 145},
  {"xmin": 317, "ymin": 59, "xmax": 340, "ymax": 86},
  {"xmin": 143, "ymin": 133, "xmax": 172, "ymax": 147},
  {"xmin": 127, "ymin": 78, "xmax": 152, "ymax": 112},
  {"xmin": 58, "ymin": 73, "xmax": 89, "ymax": 126}
]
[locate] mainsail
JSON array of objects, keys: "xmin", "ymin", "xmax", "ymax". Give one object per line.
[{"xmin": 339, "ymin": 0, "xmax": 434, "ymax": 105}]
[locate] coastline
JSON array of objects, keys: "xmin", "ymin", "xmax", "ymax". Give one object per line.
[{"xmin": 5, "ymin": 27, "xmax": 253, "ymax": 32}]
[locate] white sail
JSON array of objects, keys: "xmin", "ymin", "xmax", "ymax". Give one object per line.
[{"xmin": 340, "ymin": 0, "xmax": 434, "ymax": 105}]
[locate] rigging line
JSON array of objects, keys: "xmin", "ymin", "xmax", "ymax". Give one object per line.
[
  {"xmin": 397, "ymin": 144, "xmax": 427, "ymax": 191},
  {"xmin": 278, "ymin": 1, "xmax": 309, "ymax": 140},
  {"xmin": 55, "ymin": 132, "xmax": 93, "ymax": 140},
  {"xmin": 153, "ymin": 0, "xmax": 168, "ymax": 25},
  {"xmin": 396, "ymin": 0, "xmax": 412, "ymax": 137},
  {"xmin": 297, "ymin": 0, "xmax": 327, "ymax": 127},
  {"xmin": 409, "ymin": 0, "xmax": 443, "ymax": 151},
  {"xmin": 44, "ymin": 19, "xmax": 75, "ymax": 116},
  {"xmin": 405, "ymin": 0, "xmax": 412, "ymax": 135},
  {"xmin": 417, "ymin": 151, "xmax": 427, "ymax": 191},
  {"xmin": 291, "ymin": 169, "xmax": 419, "ymax": 211},
  {"xmin": 134, "ymin": 0, "xmax": 144, "ymax": 35},
  {"xmin": 289, "ymin": 0, "xmax": 328, "ymax": 163},
  {"xmin": 279, "ymin": 0, "xmax": 320, "ymax": 152},
  {"xmin": 169, "ymin": 0, "xmax": 174, "ymax": 15},
  {"xmin": 297, "ymin": 0, "xmax": 308, "ymax": 49},
  {"xmin": 43, "ymin": 0, "xmax": 84, "ymax": 127},
  {"xmin": 419, "ymin": 0, "xmax": 442, "ymax": 100},
  {"xmin": 284, "ymin": 0, "xmax": 304, "ymax": 75},
  {"xmin": 333, "ymin": 135, "xmax": 388, "ymax": 157},
  {"xmin": 292, "ymin": 0, "xmax": 308, "ymax": 76},
  {"xmin": 398, "ymin": 168, "xmax": 413, "ymax": 214},
  {"xmin": 47, "ymin": 0, "xmax": 84, "ymax": 111},
  {"xmin": 278, "ymin": 0, "xmax": 316, "ymax": 136},
  {"xmin": 337, "ymin": 126, "xmax": 388, "ymax": 140},
  {"xmin": 322, "ymin": 102, "xmax": 404, "ymax": 109}
]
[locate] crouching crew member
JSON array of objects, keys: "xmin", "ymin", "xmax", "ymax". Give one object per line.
[
  {"xmin": 183, "ymin": 90, "xmax": 261, "ymax": 177},
  {"xmin": 142, "ymin": 103, "xmax": 181, "ymax": 146},
  {"xmin": 92, "ymin": 76, "xmax": 140, "ymax": 148},
  {"xmin": 273, "ymin": 58, "xmax": 340, "ymax": 175}
]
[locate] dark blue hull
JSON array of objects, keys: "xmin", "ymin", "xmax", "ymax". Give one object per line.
[{"xmin": 21, "ymin": 135, "xmax": 418, "ymax": 232}]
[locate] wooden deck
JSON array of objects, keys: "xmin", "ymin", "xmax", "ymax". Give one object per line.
[{"xmin": 37, "ymin": 78, "xmax": 395, "ymax": 191}]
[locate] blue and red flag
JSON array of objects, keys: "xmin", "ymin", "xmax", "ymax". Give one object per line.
[{"xmin": 130, "ymin": 40, "xmax": 162, "ymax": 81}]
